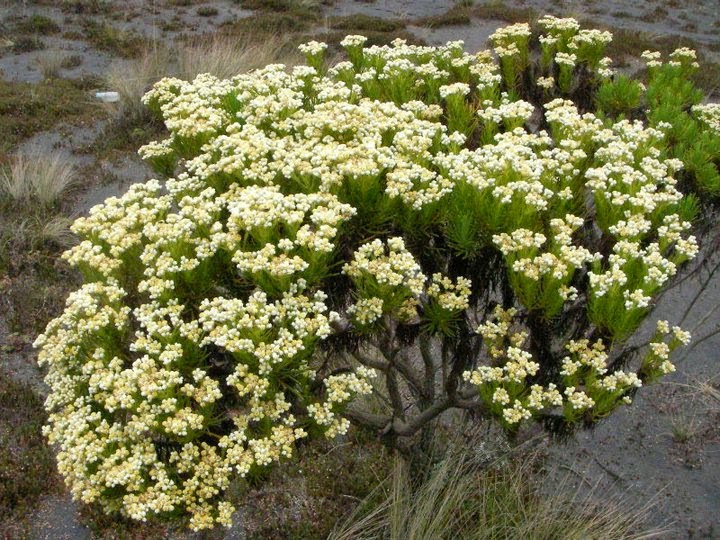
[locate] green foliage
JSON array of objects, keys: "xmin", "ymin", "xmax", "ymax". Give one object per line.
[
  {"xmin": 196, "ymin": 6, "xmax": 219, "ymax": 16},
  {"xmin": 595, "ymin": 75, "xmax": 643, "ymax": 118},
  {"xmin": 81, "ymin": 20, "xmax": 150, "ymax": 58},
  {"xmin": 10, "ymin": 36, "xmax": 45, "ymax": 53},
  {"xmin": 644, "ymin": 52, "xmax": 720, "ymax": 196},
  {"xmin": 415, "ymin": 6, "xmax": 472, "ymax": 29},
  {"xmin": 16, "ymin": 14, "xmax": 60, "ymax": 34}
]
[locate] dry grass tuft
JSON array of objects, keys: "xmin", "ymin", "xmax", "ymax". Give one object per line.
[
  {"xmin": 104, "ymin": 36, "xmax": 294, "ymax": 125},
  {"xmin": 177, "ymin": 34, "xmax": 295, "ymax": 81},
  {"xmin": 105, "ymin": 46, "xmax": 173, "ymax": 122},
  {"xmin": 36, "ymin": 49, "xmax": 68, "ymax": 79},
  {"xmin": 1, "ymin": 147, "xmax": 75, "ymax": 208},
  {"xmin": 330, "ymin": 451, "xmax": 666, "ymax": 540}
]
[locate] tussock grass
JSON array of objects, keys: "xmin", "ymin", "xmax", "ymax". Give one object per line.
[
  {"xmin": 36, "ymin": 49, "xmax": 67, "ymax": 79},
  {"xmin": 330, "ymin": 451, "xmax": 666, "ymax": 540},
  {"xmin": 103, "ymin": 35, "xmax": 294, "ymax": 129},
  {"xmin": 0, "ymin": 215, "xmax": 74, "ymax": 274},
  {"xmin": 105, "ymin": 46, "xmax": 173, "ymax": 122},
  {"xmin": 1, "ymin": 147, "xmax": 75, "ymax": 208},
  {"xmin": 178, "ymin": 35, "xmax": 295, "ymax": 80}
]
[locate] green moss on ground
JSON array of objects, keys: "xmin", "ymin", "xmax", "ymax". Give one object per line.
[
  {"xmin": 16, "ymin": 14, "xmax": 60, "ymax": 34},
  {"xmin": 0, "ymin": 373, "xmax": 61, "ymax": 537},
  {"xmin": 0, "ymin": 78, "xmax": 103, "ymax": 153},
  {"xmin": 82, "ymin": 20, "xmax": 150, "ymax": 58},
  {"xmin": 415, "ymin": 6, "xmax": 473, "ymax": 28}
]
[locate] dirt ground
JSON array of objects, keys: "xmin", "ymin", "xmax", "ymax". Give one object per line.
[{"xmin": 1, "ymin": 0, "xmax": 719, "ymax": 538}]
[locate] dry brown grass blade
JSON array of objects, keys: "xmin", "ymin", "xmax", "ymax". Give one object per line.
[{"xmin": 1, "ymin": 147, "xmax": 75, "ymax": 208}]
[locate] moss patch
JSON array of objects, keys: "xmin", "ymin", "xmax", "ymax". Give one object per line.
[
  {"xmin": 0, "ymin": 79, "xmax": 103, "ymax": 153},
  {"xmin": 0, "ymin": 373, "xmax": 61, "ymax": 536},
  {"xmin": 415, "ymin": 6, "xmax": 472, "ymax": 28},
  {"xmin": 472, "ymin": 1, "xmax": 535, "ymax": 23},
  {"xmin": 82, "ymin": 20, "xmax": 150, "ymax": 58},
  {"xmin": 16, "ymin": 14, "xmax": 60, "ymax": 34}
]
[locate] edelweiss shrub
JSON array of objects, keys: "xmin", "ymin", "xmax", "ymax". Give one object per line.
[{"xmin": 36, "ymin": 17, "xmax": 718, "ymax": 530}]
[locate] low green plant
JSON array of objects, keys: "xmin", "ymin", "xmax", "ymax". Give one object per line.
[
  {"xmin": 82, "ymin": 20, "xmax": 149, "ymax": 58},
  {"xmin": 415, "ymin": 6, "xmax": 472, "ymax": 29},
  {"xmin": 329, "ymin": 14, "xmax": 406, "ymax": 33},
  {"xmin": 0, "ymin": 373, "xmax": 62, "ymax": 535},
  {"xmin": 16, "ymin": 13, "xmax": 60, "ymax": 34},
  {"xmin": 0, "ymin": 79, "xmax": 100, "ymax": 152},
  {"xmin": 196, "ymin": 6, "xmax": 219, "ymax": 16},
  {"xmin": 643, "ymin": 49, "xmax": 720, "ymax": 195},
  {"xmin": 11, "ymin": 36, "xmax": 45, "ymax": 53},
  {"xmin": 595, "ymin": 74, "xmax": 643, "ymax": 118},
  {"xmin": 34, "ymin": 16, "xmax": 719, "ymax": 532}
]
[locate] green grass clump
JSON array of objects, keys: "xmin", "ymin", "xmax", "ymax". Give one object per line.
[
  {"xmin": 228, "ymin": 11, "xmax": 313, "ymax": 34},
  {"xmin": 11, "ymin": 36, "xmax": 45, "ymax": 53},
  {"xmin": 16, "ymin": 14, "xmax": 60, "ymax": 34},
  {"xmin": 196, "ymin": 6, "xmax": 219, "ymax": 16},
  {"xmin": 472, "ymin": 1, "xmax": 535, "ymax": 23},
  {"xmin": 415, "ymin": 6, "xmax": 472, "ymax": 28},
  {"xmin": 81, "ymin": 20, "xmax": 150, "ymax": 58}
]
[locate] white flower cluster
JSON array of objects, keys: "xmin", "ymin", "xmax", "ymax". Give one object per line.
[
  {"xmin": 560, "ymin": 339, "xmax": 643, "ymax": 416},
  {"xmin": 490, "ymin": 23, "xmax": 531, "ymax": 59},
  {"xmin": 307, "ymin": 367, "xmax": 376, "ymax": 437},
  {"xmin": 538, "ymin": 15, "xmax": 581, "ymax": 35},
  {"xmin": 693, "ymin": 103, "xmax": 720, "ymax": 134},
  {"xmin": 298, "ymin": 40, "xmax": 327, "ymax": 56},
  {"xmin": 477, "ymin": 93, "xmax": 535, "ymax": 127},
  {"xmin": 343, "ymin": 237, "xmax": 426, "ymax": 298},
  {"xmin": 554, "ymin": 52, "xmax": 577, "ymax": 67},
  {"xmin": 640, "ymin": 319, "xmax": 691, "ymax": 378},
  {"xmin": 427, "ymin": 273, "xmax": 472, "ymax": 312},
  {"xmin": 347, "ymin": 297, "xmax": 385, "ymax": 326},
  {"xmin": 463, "ymin": 307, "xmax": 560, "ymax": 425}
]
